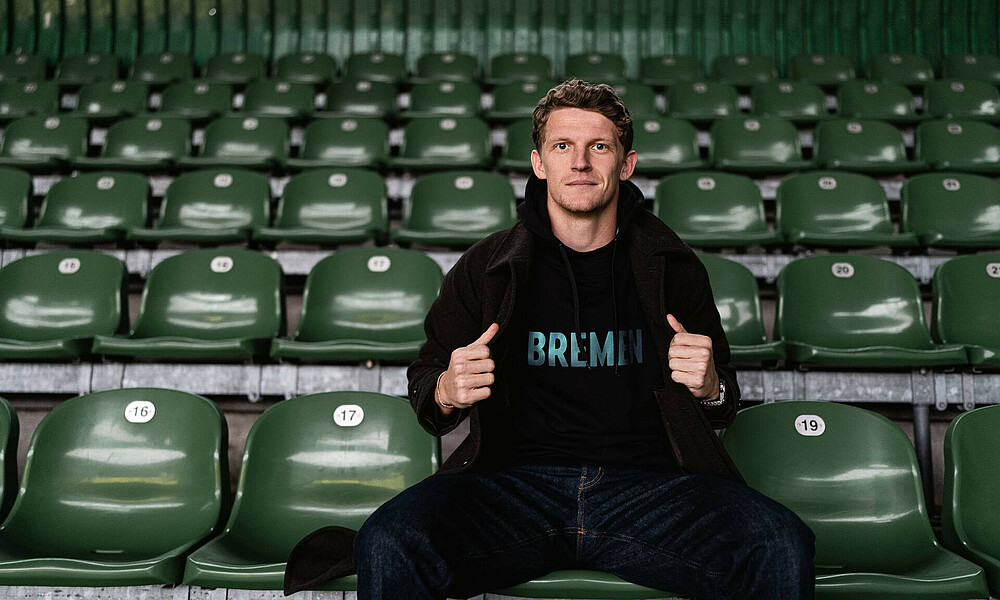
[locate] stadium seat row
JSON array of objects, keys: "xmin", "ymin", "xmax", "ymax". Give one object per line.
[
  {"xmin": 0, "ymin": 390, "xmax": 995, "ymax": 598},
  {"xmin": 0, "ymin": 247, "xmax": 997, "ymax": 367}
]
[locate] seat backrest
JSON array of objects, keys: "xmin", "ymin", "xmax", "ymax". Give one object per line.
[
  {"xmin": 159, "ymin": 81, "xmax": 234, "ymax": 117},
  {"xmin": 404, "ymin": 170, "xmax": 517, "ymax": 236},
  {"xmin": 814, "ymin": 119, "xmax": 909, "ymax": 167},
  {"xmin": 76, "ymin": 80, "xmax": 149, "ymax": 116},
  {"xmin": 639, "ymin": 55, "xmax": 704, "ymax": 86},
  {"xmin": 398, "ymin": 117, "xmax": 491, "ymax": 162},
  {"xmin": 867, "ymin": 52, "xmax": 934, "ymax": 86},
  {"xmin": 220, "ymin": 391, "xmax": 438, "ymax": 559},
  {"xmin": 36, "ymin": 171, "xmax": 148, "ymax": 230},
  {"xmin": 610, "ymin": 83, "xmax": 659, "ymax": 118},
  {"xmin": 837, "ymin": 80, "xmax": 918, "ymax": 118},
  {"xmin": 0, "ymin": 396, "xmax": 18, "ymax": 522},
  {"xmin": 901, "ymin": 172, "xmax": 1000, "ymax": 246},
  {"xmin": 710, "ymin": 54, "xmax": 777, "ymax": 85},
  {"xmin": 407, "ymin": 80, "xmax": 481, "ymax": 114},
  {"xmin": 203, "ymin": 52, "xmax": 266, "ymax": 83},
  {"xmin": 241, "ymin": 80, "xmax": 315, "ymax": 116},
  {"xmin": 100, "ymin": 116, "xmax": 191, "ymax": 162},
  {"xmin": 274, "ymin": 52, "xmax": 338, "ymax": 85},
  {"xmin": 158, "ymin": 168, "xmax": 270, "ymax": 230},
  {"xmin": 750, "ymin": 81, "xmax": 827, "ymax": 121},
  {"xmin": 0, "ymin": 80, "xmax": 59, "ymax": 117},
  {"xmin": 197, "ymin": 116, "xmax": 289, "ymax": 161},
  {"xmin": 0, "ymin": 115, "xmax": 89, "ymax": 162},
  {"xmin": 275, "ymin": 167, "xmax": 387, "ymax": 231},
  {"xmin": 722, "ymin": 401, "xmax": 940, "ymax": 569},
  {"xmin": 916, "ymin": 120, "xmax": 1000, "ymax": 168},
  {"xmin": 131, "ymin": 248, "xmax": 283, "ymax": 341},
  {"xmin": 0, "ymin": 250, "xmax": 128, "ymax": 342},
  {"xmin": 0, "ymin": 166, "xmax": 31, "ymax": 227},
  {"xmin": 665, "ymin": 81, "xmax": 739, "ymax": 119},
  {"xmin": 415, "ymin": 51, "xmax": 478, "ymax": 81},
  {"xmin": 697, "ymin": 254, "xmax": 769, "ymax": 347},
  {"xmin": 323, "ymin": 79, "xmax": 395, "ymax": 116},
  {"xmin": 776, "ymin": 170, "xmax": 894, "ymax": 237},
  {"xmin": 501, "ymin": 118, "xmax": 535, "ymax": 163},
  {"xmin": 488, "ymin": 53, "xmax": 552, "ymax": 82},
  {"xmin": 344, "ymin": 52, "xmax": 406, "ymax": 84},
  {"xmin": 564, "ymin": 53, "xmax": 627, "ymax": 83},
  {"xmin": 787, "ymin": 53, "xmax": 856, "ymax": 86},
  {"xmin": 654, "ymin": 171, "xmax": 768, "ymax": 235},
  {"xmin": 931, "ymin": 254, "xmax": 1000, "ymax": 349},
  {"xmin": 297, "ymin": 117, "xmax": 389, "ymax": 163},
  {"xmin": 710, "ymin": 116, "xmax": 803, "ymax": 164},
  {"xmin": 0, "ymin": 388, "xmax": 226, "ymax": 560},
  {"xmin": 924, "ymin": 80, "xmax": 1000, "ymax": 119},
  {"xmin": 632, "ymin": 117, "xmax": 701, "ymax": 167},
  {"xmin": 943, "ymin": 405, "xmax": 1000, "ymax": 561},
  {"xmin": 942, "ymin": 53, "xmax": 1000, "ymax": 85}
]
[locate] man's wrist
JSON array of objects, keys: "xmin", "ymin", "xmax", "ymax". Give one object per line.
[
  {"xmin": 435, "ymin": 371, "xmax": 455, "ymax": 411},
  {"xmin": 700, "ymin": 380, "xmax": 726, "ymax": 407}
]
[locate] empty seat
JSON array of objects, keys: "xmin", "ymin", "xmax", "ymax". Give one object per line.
[
  {"xmin": 496, "ymin": 118, "xmax": 534, "ymax": 172},
  {"xmin": 665, "ymin": 81, "xmax": 739, "ymax": 123},
  {"xmin": 319, "ymin": 79, "xmax": 395, "ymax": 118},
  {"xmin": 91, "ymin": 248, "xmax": 283, "ymax": 359},
  {"xmin": 241, "ymin": 80, "xmax": 315, "ymax": 120},
  {"xmin": 924, "ymin": 80, "xmax": 1000, "ymax": 121},
  {"xmin": 254, "ymin": 167, "xmax": 387, "ymax": 244},
  {"xmin": 202, "ymin": 52, "xmax": 267, "ymax": 85},
  {"xmin": 272, "ymin": 248, "xmax": 441, "ymax": 360},
  {"xmin": 286, "ymin": 117, "xmax": 388, "ymax": 169},
  {"xmin": 722, "ymin": 401, "xmax": 989, "ymax": 599},
  {"xmin": 274, "ymin": 52, "xmax": 337, "ymax": 86},
  {"xmin": 775, "ymin": 254, "xmax": 967, "ymax": 366},
  {"xmin": 787, "ymin": 53, "xmax": 856, "ymax": 88},
  {"xmin": 867, "ymin": 52, "xmax": 935, "ymax": 88},
  {"xmin": 710, "ymin": 54, "xmax": 777, "ymax": 87},
  {"xmin": 0, "ymin": 387, "xmax": 227, "ymax": 585},
  {"xmin": 178, "ymin": 117, "xmax": 289, "ymax": 168},
  {"xmin": 71, "ymin": 80, "xmax": 149, "ymax": 122},
  {"xmin": 0, "ymin": 251, "xmax": 127, "ymax": 359},
  {"xmin": 412, "ymin": 51, "xmax": 478, "ymax": 82},
  {"xmin": 710, "ymin": 116, "xmax": 811, "ymax": 173},
  {"xmin": 654, "ymin": 171, "xmax": 779, "ymax": 246},
  {"xmin": 698, "ymin": 254, "xmax": 784, "ymax": 362},
  {"xmin": 942, "ymin": 53, "xmax": 1000, "ymax": 86},
  {"xmin": 76, "ymin": 116, "xmax": 191, "ymax": 170},
  {"xmin": 487, "ymin": 81, "xmax": 550, "ymax": 122},
  {"xmin": 0, "ymin": 397, "xmax": 17, "ymax": 523},
  {"xmin": 55, "ymin": 53, "xmax": 118, "ymax": 87},
  {"xmin": 0, "ymin": 167, "xmax": 30, "ymax": 229},
  {"xmin": 399, "ymin": 81, "xmax": 481, "ymax": 118},
  {"xmin": 343, "ymin": 52, "xmax": 406, "ymax": 85},
  {"xmin": 836, "ymin": 80, "xmax": 923, "ymax": 124},
  {"xmin": 128, "ymin": 52, "xmax": 193, "ymax": 86},
  {"xmin": 564, "ymin": 53, "xmax": 628, "ymax": 84},
  {"xmin": 393, "ymin": 170, "xmax": 516, "ymax": 246},
  {"xmin": 157, "ymin": 81, "xmax": 234, "ymax": 120},
  {"xmin": 750, "ymin": 81, "xmax": 829, "ymax": 125},
  {"xmin": 943, "ymin": 404, "xmax": 1000, "ymax": 596},
  {"xmin": 915, "ymin": 120, "xmax": 1000, "ymax": 173},
  {"xmin": 611, "ymin": 83, "xmax": 659, "ymax": 118},
  {"xmin": 129, "ymin": 168, "xmax": 269, "ymax": 244},
  {"xmin": 0, "ymin": 115, "xmax": 89, "ymax": 170},
  {"xmin": 931, "ymin": 254, "xmax": 1000, "ymax": 366},
  {"xmin": 776, "ymin": 171, "xmax": 917, "ymax": 247},
  {"xmin": 631, "ymin": 117, "xmax": 705, "ymax": 174},
  {"xmin": 389, "ymin": 117, "xmax": 492, "ymax": 170},
  {"xmin": 813, "ymin": 119, "xmax": 927, "ymax": 173},
  {"xmin": 495, "ymin": 571, "xmax": 672, "ymax": 599},
  {"xmin": 0, "ymin": 54, "xmax": 47, "ymax": 81},
  {"xmin": 486, "ymin": 53, "xmax": 552, "ymax": 84},
  {"xmin": 0, "ymin": 171, "xmax": 148, "ymax": 244},
  {"xmin": 901, "ymin": 172, "xmax": 1000, "ymax": 248},
  {"xmin": 0, "ymin": 81, "xmax": 58, "ymax": 122},
  {"xmin": 183, "ymin": 390, "xmax": 437, "ymax": 589},
  {"xmin": 639, "ymin": 55, "xmax": 703, "ymax": 87}
]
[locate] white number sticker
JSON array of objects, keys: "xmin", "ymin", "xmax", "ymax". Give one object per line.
[
  {"xmin": 334, "ymin": 404, "xmax": 365, "ymax": 427},
  {"xmin": 440, "ymin": 82, "xmax": 455, "ymax": 93},
  {"xmin": 736, "ymin": 55, "xmax": 749, "ymax": 65},
  {"xmin": 214, "ymin": 173, "xmax": 233, "ymax": 188},
  {"xmin": 522, "ymin": 82, "xmax": 537, "ymax": 93},
  {"xmin": 863, "ymin": 83, "xmax": 879, "ymax": 94},
  {"xmin": 242, "ymin": 118, "xmax": 259, "ymax": 130},
  {"xmin": 948, "ymin": 123, "xmax": 963, "ymax": 135},
  {"xmin": 644, "ymin": 120, "xmax": 661, "ymax": 133},
  {"xmin": 588, "ymin": 54, "xmax": 601, "ymax": 64},
  {"xmin": 97, "ymin": 177, "xmax": 115, "ymax": 190},
  {"xmin": 795, "ymin": 414, "xmax": 825, "ymax": 436},
  {"xmin": 211, "ymin": 256, "xmax": 234, "ymax": 273},
  {"xmin": 24, "ymin": 83, "xmax": 37, "ymax": 93},
  {"xmin": 515, "ymin": 54, "xmax": 528, "ymax": 64},
  {"xmin": 356, "ymin": 80, "xmax": 372, "ymax": 92},
  {"xmin": 693, "ymin": 83, "xmax": 708, "ymax": 93},
  {"xmin": 965, "ymin": 55, "xmax": 977, "ymax": 64},
  {"xmin": 440, "ymin": 118, "xmax": 457, "ymax": 130},
  {"xmin": 328, "ymin": 173, "xmax": 348, "ymax": 187},
  {"xmin": 442, "ymin": 53, "xmax": 455, "ymax": 64},
  {"xmin": 195, "ymin": 83, "xmax": 209, "ymax": 94},
  {"xmin": 811, "ymin": 55, "xmax": 825, "ymax": 65},
  {"xmin": 58, "ymin": 258, "xmax": 81, "ymax": 274},
  {"xmin": 87, "ymin": 55, "xmax": 100, "ymax": 64},
  {"xmin": 232, "ymin": 54, "xmax": 246, "ymax": 64},
  {"xmin": 454, "ymin": 176, "xmax": 474, "ymax": 190},
  {"xmin": 44, "ymin": 117, "xmax": 60, "ymax": 129},
  {"xmin": 846, "ymin": 122, "xmax": 862, "ymax": 133},
  {"xmin": 112, "ymin": 81, "xmax": 126, "ymax": 93},
  {"xmin": 987, "ymin": 263, "xmax": 1000, "ymax": 278},
  {"xmin": 662, "ymin": 56, "xmax": 675, "ymax": 66},
  {"xmin": 696, "ymin": 177, "xmax": 716, "ymax": 191},
  {"xmin": 831, "ymin": 262, "xmax": 855, "ymax": 278},
  {"xmin": 341, "ymin": 119, "xmax": 358, "ymax": 132},
  {"xmin": 367, "ymin": 255, "xmax": 391, "ymax": 272},
  {"xmin": 160, "ymin": 53, "xmax": 174, "ymax": 64},
  {"xmin": 951, "ymin": 82, "xmax": 965, "ymax": 93},
  {"xmin": 276, "ymin": 82, "xmax": 290, "ymax": 93},
  {"xmin": 779, "ymin": 82, "xmax": 793, "ymax": 93},
  {"xmin": 942, "ymin": 178, "xmax": 961, "ymax": 191},
  {"xmin": 146, "ymin": 119, "xmax": 163, "ymax": 132},
  {"xmin": 16, "ymin": 55, "xmax": 28, "ymax": 64},
  {"xmin": 371, "ymin": 53, "xmax": 384, "ymax": 64},
  {"xmin": 302, "ymin": 54, "xmax": 315, "ymax": 64},
  {"xmin": 818, "ymin": 176, "xmax": 837, "ymax": 190},
  {"xmin": 125, "ymin": 400, "xmax": 155, "ymax": 423}
]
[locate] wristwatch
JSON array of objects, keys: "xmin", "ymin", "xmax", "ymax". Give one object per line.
[{"xmin": 700, "ymin": 380, "xmax": 726, "ymax": 408}]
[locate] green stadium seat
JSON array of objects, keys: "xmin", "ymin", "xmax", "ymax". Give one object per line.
[
  {"xmin": 71, "ymin": 80, "xmax": 149, "ymax": 122},
  {"xmin": 901, "ymin": 172, "xmax": 1000, "ymax": 248},
  {"xmin": 836, "ymin": 80, "xmax": 923, "ymax": 124},
  {"xmin": 274, "ymin": 52, "xmax": 338, "ymax": 86},
  {"xmin": 932, "ymin": 254, "xmax": 1000, "ymax": 366},
  {"xmin": 0, "ymin": 171, "xmax": 147, "ymax": 244},
  {"xmin": 393, "ymin": 170, "xmax": 516, "ymax": 246},
  {"xmin": 867, "ymin": 52, "xmax": 935, "ymax": 88},
  {"xmin": 496, "ymin": 118, "xmax": 534, "ymax": 172},
  {"xmin": 398, "ymin": 81, "xmax": 481, "ymax": 119},
  {"xmin": 0, "ymin": 54, "xmax": 47, "ymax": 81},
  {"xmin": 915, "ymin": 120, "xmax": 1000, "ymax": 173},
  {"xmin": 76, "ymin": 116, "xmax": 191, "ymax": 170},
  {"xmin": 486, "ymin": 81, "xmax": 550, "ymax": 122},
  {"xmin": 55, "ymin": 53, "xmax": 118, "ymax": 87},
  {"xmin": 128, "ymin": 52, "xmax": 193, "ymax": 86},
  {"xmin": 0, "ymin": 167, "xmax": 30, "ymax": 229},
  {"xmin": 389, "ymin": 117, "xmax": 492, "ymax": 170},
  {"xmin": 638, "ymin": 55, "xmax": 703, "ymax": 88},
  {"xmin": 776, "ymin": 171, "xmax": 918, "ymax": 247},
  {"xmin": 0, "ymin": 387, "xmax": 227, "ymax": 585},
  {"xmin": 91, "ymin": 248, "xmax": 283, "ymax": 359},
  {"xmin": 721, "ymin": 401, "xmax": 989, "ymax": 599},
  {"xmin": 286, "ymin": 117, "xmax": 388, "ymax": 169},
  {"xmin": 814, "ymin": 119, "xmax": 927, "ymax": 173},
  {"xmin": 158, "ymin": 81, "xmax": 234, "ymax": 120},
  {"xmin": 254, "ymin": 167, "xmax": 387, "ymax": 244},
  {"xmin": 923, "ymin": 80, "xmax": 1000, "ymax": 122},
  {"xmin": 610, "ymin": 83, "xmax": 659, "ymax": 118},
  {"xmin": 0, "ymin": 115, "xmax": 89, "ymax": 170},
  {"xmin": 0, "ymin": 80, "xmax": 58, "ymax": 122},
  {"xmin": 129, "ymin": 168, "xmax": 269, "ymax": 244},
  {"xmin": 319, "ymin": 79, "xmax": 395, "ymax": 118},
  {"xmin": 564, "ymin": 53, "xmax": 628, "ymax": 84},
  {"xmin": 271, "ymin": 248, "xmax": 441, "ymax": 360},
  {"xmin": 631, "ymin": 117, "xmax": 706, "ymax": 174},
  {"xmin": 775, "ymin": 254, "xmax": 967, "ymax": 367},
  {"xmin": 241, "ymin": 80, "xmax": 316, "ymax": 120},
  {"xmin": 202, "ymin": 52, "xmax": 267, "ymax": 85},
  {"xmin": 0, "ymin": 251, "xmax": 127, "ymax": 359},
  {"xmin": 710, "ymin": 54, "xmax": 777, "ymax": 87},
  {"xmin": 943, "ymin": 404, "xmax": 1000, "ymax": 595},
  {"xmin": 178, "ymin": 116, "xmax": 288, "ymax": 168},
  {"xmin": 942, "ymin": 53, "xmax": 1000, "ymax": 86},
  {"xmin": 786, "ymin": 53, "xmax": 856, "ymax": 88},
  {"xmin": 183, "ymin": 390, "xmax": 438, "ymax": 590},
  {"xmin": 665, "ymin": 81, "xmax": 739, "ymax": 124},
  {"xmin": 412, "ymin": 51, "xmax": 479, "ymax": 82},
  {"xmin": 750, "ymin": 81, "xmax": 830, "ymax": 125},
  {"xmin": 698, "ymin": 254, "xmax": 784, "ymax": 362},
  {"xmin": 343, "ymin": 52, "xmax": 406, "ymax": 85},
  {"xmin": 654, "ymin": 171, "xmax": 780, "ymax": 247},
  {"xmin": 495, "ymin": 571, "xmax": 674, "ymax": 599},
  {"xmin": 0, "ymin": 397, "xmax": 17, "ymax": 523},
  {"xmin": 486, "ymin": 53, "xmax": 552, "ymax": 85},
  {"xmin": 709, "ymin": 116, "xmax": 812, "ymax": 173}
]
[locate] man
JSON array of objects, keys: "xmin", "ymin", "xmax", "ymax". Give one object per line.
[{"xmin": 288, "ymin": 80, "xmax": 814, "ymax": 600}]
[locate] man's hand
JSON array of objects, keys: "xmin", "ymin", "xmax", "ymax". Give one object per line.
[
  {"xmin": 667, "ymin": 314, "xmax": 719, "ymax": 400},
  {"xmin": 437, "ymin": 323, "xmax": 499, "ymax": 415}
]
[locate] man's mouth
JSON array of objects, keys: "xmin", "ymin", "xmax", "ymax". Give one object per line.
[{"xmin": 567, "ymin": 180, "xmax": 598, "ymax": 186}]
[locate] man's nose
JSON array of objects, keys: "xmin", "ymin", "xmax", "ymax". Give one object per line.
[{"xmin": 571, "ymin": 147, "xmax": 591, "ymax": 171}]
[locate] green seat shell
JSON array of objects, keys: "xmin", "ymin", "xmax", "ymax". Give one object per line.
[
  {"xmin": 709, "ymin": 116, "xmax": 812, "ymax": 173},
  {"xmin": 775, "ymin": 254, "xmax": 967, "ymax": 367},
  {"xmin": 202, "ymin": 52, "xmax": 267, "ymax": 85},
  {"xmin": 932, "ymin": 254, "xmax": 1000, "ymax": 366},
  {"xmin": 412, "ymin": 51, "xmax": 478, "ymax": 82},
  {"xmin": 496, "ymin": 118, "xmax": 534, "ymax": 172},
  {"xmin": 0, "ymin": 251, "xmax": 128, "ymax": 359},
  {"xmin": 128, "ymin": 52, "xmax": 193, "ymax": 86},
  {"xmin": 923, "ymin": 80, "xmax": 1000, "ymax": 122},
  {"xmin": 343, "ymin": 52, "xmax": 406, "ymax": 85},
  {"xmin": 813, "ymin": 119, "xmax": 927, "ymax": 174},
  {"xmin": 721, "ymin": 401, "xmax": 988, "ymax": 599},
  {"xmin": 665, "ymin": 81, "xmax": 739, "ymax": 124},
  {"xmin": 178, "ymin": 116, "xmax": 289, "ymax": 168},
  {"xmin": 389, "ymin": 117, "xmax": 492, "ymax": 171},
  {"xmin": 0, "ymin": 54, "xmax": 47, "ymax": 81},
  {"xmin": 495, "ymin": 570, "xmax": 674, "ymax": 599},
  {"xmin": 71, "ymin": 80, "xmax": 149, "ymax": 122},
  {"xmin": 485, "ymin": 53, "xmax": 552, "ymax": 85},
  {"xmin": 241, "ymin": 80, "xmax": 316, "ymax": 120},
  {"xmin": 183, "ymin": 391, "xmax": 438, "ymax": 589},
  {"xmin": 787, "ymin": 54, "xmax": 856, "ymax": 89},
  {"xmin": 487, "ymin": 81, "xmax": 551, "ymax": 122},
  {"xmin": 55, "ymin": 53, "xmax": 119, "ymax": 87},
  {"xmin": 319, "ymin": 79, "xmax": 395, "ymax": 118},
  {"xmin": 254, "ymin": 167, "xmax": 387, "ymax": 244},
  {"xmin": 942, "ymin": 54, "xmax": 1000, "ymax": 86},
  {"xmin": 750, "ymin": 81, "xmax": 830, "ymax": 125},
  {"xmin": 631, "ymin": 117, "xmax": 706, "ymax": 174},
  {"xmin": 76, "ymin": 116, "xmax": 191, "ymax": 170},
  {"xmin": 271, "ymin": 248, "xmax": 441, "ymax": 361},
  {"xmin": 0, "ymin": 166, "xmax": 31, "ymax": 229},
  {"xmin": 564, "ymin": 53, "xmax": 628, "ymax": 84},
  {"xmin": 392, "ymin": 170, "xmax": 517, "ymax": 246},
  {"xmin": 654, "ymin": 171, "xmax": 780, "ymax": 247},
  {"xmin": 398, "ymin": 80, "xmax": 481, "ymax": 119},
  {"xmin": 836, "ymin": 80, "xmax": 924, "ymax": 124},
  {"xmin": 867, "ymin": 52, "xmax": 936, "ymax": 88},
  {"xmin": 776, "ymin": 171, "xmax": 917, "ymax": 247},
  {"xmin": 710, "ymin": 54, "xmax": 777, "ymax": 87},
  {"xmin": 0, "ymin": 115, "xmax": 90, "ymax": 170},
  {"xmin": 0, "ymin": 80, "xmax": 58, "ymax": 122},
  {"xmin": 638, "ymin": 55, "xmax": 703, "ymax": 88},
  {"xmin": 915, "ymin": 120, "xmax": 1000, "ymax": 174},
  {"xmin": 91, "ymin": 248, "xmax": 283, "ymax": 359},
  {"xmin": 274, "ymin": 52, "xmax": 337, "ymax": 86},
  {"xmin": 0, "ymin": 388, "xmax": 228, "ymax": 585},
  {"xmin": 0, "ymin": 397, "xmax": 17, "ymax": 523},
  {"xmin": 610, "ymin": 83, "xmax": 659, "ymax": 119},
  {"xmin": 158, "ymin": 81, "xmax": 234, "ymax": 120},
  {"xmin": 286, "ymin": 118, "xmax": 389, "ymax": 169},
  {"xmin": 901, "ymin": 172, "xmax": 1000, "ymax": 248}
]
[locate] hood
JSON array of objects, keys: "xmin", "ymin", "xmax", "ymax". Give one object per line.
[{"xmin": 517, "ymin": 173, "xmax": 647, "ymax": 243}]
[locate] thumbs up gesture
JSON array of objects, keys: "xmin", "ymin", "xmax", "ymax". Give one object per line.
[
  {"xmin": 667, "ymin": 314, "xmax": 720, "ymax": 400},
  {"xmin": 436, "ymin": 323, "xmax": 500, "ymax": 415}
]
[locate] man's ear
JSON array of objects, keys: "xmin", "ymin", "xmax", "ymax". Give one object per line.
[
  {"xmin": 620, "ymin": 149, "xmax": 638, "ymax": 180},
  {"xmin": 530, "ymin": 148, "xmax": 547, "ymax": 180}
]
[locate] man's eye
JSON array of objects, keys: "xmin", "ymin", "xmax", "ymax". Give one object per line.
[
  {"xmin": 556, "ymin": 143, "xmax": 568, "ymax": 150},
  {"xmin": 594, "ymin": 143, "xmax": 607, "ymax": 150}
]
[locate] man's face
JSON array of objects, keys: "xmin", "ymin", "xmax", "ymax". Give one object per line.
[{"xmin": 530, "ymin": 107, "xmax": 637, "ymax": 216}]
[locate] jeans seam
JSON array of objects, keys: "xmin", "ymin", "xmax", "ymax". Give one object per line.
[
  {"xmin": 582, "ymin": 529, "xmax": 729, "ymax": 577},
  {"xmin": 458, "ymin": 527, "xmax": 570, "ymax": 559},
  {"xmin": 579, "ymin": 467, "xmax": 604, "ymax": 490}
]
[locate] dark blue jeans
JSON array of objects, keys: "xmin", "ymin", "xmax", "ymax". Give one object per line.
[{"xmin": 354, "ymin": 464, "xmax": 815, "ymax": 600}]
